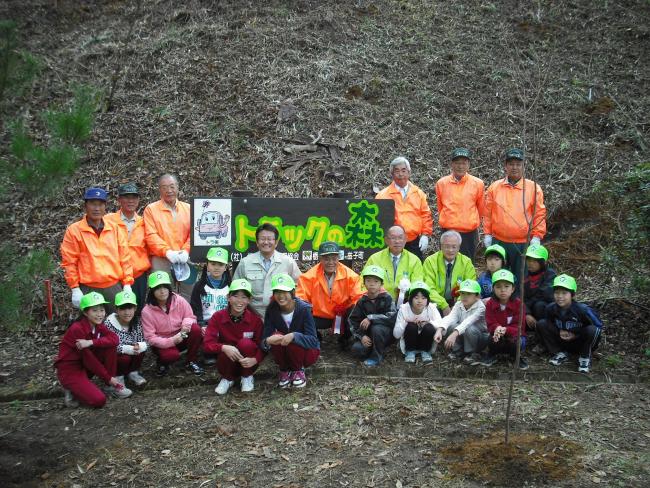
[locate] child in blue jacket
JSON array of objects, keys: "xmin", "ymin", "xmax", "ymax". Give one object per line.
[{"xmin": 478, "ymin": 244, "xmax": 507, "ymax": 299}]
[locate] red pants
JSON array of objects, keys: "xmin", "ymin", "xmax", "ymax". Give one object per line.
[
  {"xmin": 56, "ymin": 348, "xmax": 116, "ymax": 408},
  {"xmin": 271, "ymin": 343, "xmax": 320, "ymax": 371},
  {"xmin": 152, "ymin": 323, "xmax": 202, "ymax": 365},
  {"xmin": 217, "ymin": 338, "xmax": 261, "ymax": 380},
  {"xmin": 116, "ymin": 353, "xmax": 145, "ymax": 376}
]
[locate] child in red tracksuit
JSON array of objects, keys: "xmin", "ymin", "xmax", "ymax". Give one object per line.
[
  {"xmin": 55, "ymin": 292, "xmax": 132, "ymax": 408},
  {"xmin": 478, "ymin": 270, "xmax": 528, "ymax": 370},
  {"xmin": 204, "ymin": 279, "xmax": 265, "ymax": 395}
]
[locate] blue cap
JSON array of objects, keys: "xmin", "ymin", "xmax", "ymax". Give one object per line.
[{"xmin": 84, "ymin": 187, "xmax": 108, "ymax": 201}]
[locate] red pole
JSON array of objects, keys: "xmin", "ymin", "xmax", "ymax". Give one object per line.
[{"xmin": 45, "ymin": 279, "xmax": 53, "ymax": 321}]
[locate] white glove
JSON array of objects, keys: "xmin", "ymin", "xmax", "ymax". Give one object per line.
[
  {"xmin": 177, "ymin": 250, "xmax": 189, "ymax": 264},
  {"xmin": 137, "ymin": 341, "xmax": 148, "ymax": 353},
  {"xmin": 121, "ymin": 344, "xmax": 135, "ymax": 355},
  {"xmin": 484, "ymin": 234, "xmax": 493, "ymax": 247},
  {"xmin": 122, "ymin": 284, "xmax": 132, "ymax": 293},
  {"xmin": 71, "ymin": 287, "xmax": 83, "ymax": 308},
  {"xmin": 419, "ymin": 235, "xmax": 429, "ymax": 253},
  {"xmin": 530, "ymin": 237, "xmax": 541, "ymax": 247},
  {"xmin": 166, "ymin": 250, "xmax": 179, "ymax": 264},
  {"xmin": 398, "ymin": 277, "xmax": 411, "ymax": 293}
]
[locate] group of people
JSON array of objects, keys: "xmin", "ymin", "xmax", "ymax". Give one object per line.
[{"xmin": 54, "ymin": 149, "xmax": 603, "ymax": 408}]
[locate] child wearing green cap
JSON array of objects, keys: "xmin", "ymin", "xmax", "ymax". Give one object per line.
[
  {"xmin": 523, "ymin": 244, "xmax": 557, "ymax": 340},
  {"xmin": 537, "ymin": 274, "xmax": 603, "ymax": 373},
  {"xmin": 477, "ymin": 244, "xmax": 508, "ymax": 299},
  {"xmin": 479, "ymin": 270, "xmax": 528, "ymax": 370},
  {"xmin": 348, "ymin": 266, "xmax": 397, "ymax": 367},
  {"xmin": 434, "ymin": 279, "xmax": 487, "ymax": 364}
]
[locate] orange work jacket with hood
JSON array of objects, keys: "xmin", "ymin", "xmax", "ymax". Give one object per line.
[
  {"xmin": 60, "ymin": 217, "xmax": 134, "ymax": 289},
  {"xmin": 376, "ymin": 181, "xmax": 433, "ymax": 242},
  {"xmin": 105, "ymin": 211, "xmax": 151, "ymax": 279},
  {"xmin": 295, "ymin": 262, "xmax": 362, "ymax": 319},
  {"xmin": 484, "ymin": 178, "xmax": 546, "ymax": 243},
  {"xmin": 143, "ymin": 199, "xmax": 191, "ymax": 257},
  {"xmin": 435, "ymin": 173, "xmax": 485, "ymax": 232}
]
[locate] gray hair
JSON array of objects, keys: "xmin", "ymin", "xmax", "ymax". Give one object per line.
[
  {"xmin": 159, "ymin": 173, "xmax": 179, "ymax": 186},
  {"xmin": 440, "ymin": 230, "xmax": 462, "ymax": 245},
  {"xmin": 390, "ymin": 156, "xmax": 411, "ymax": 172}
]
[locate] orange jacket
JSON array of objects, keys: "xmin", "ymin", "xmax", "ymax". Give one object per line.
[
  {"xmin": 60, "ymin": 217, "xmax": 134, "ymax": 289},
  {"xmin": 295, "ymin": 262, "xmax": 362, "ymax": 319},
  {"xmin": 105, "ymin": 212, "xmax": 151, "ymax": 279},
  {"xmin": 376, "ymin": 182, "xmax": 433, "ymax": 241},
  {"xmin": 435, "ymin": 174, "xmax": 485, "ymax": 232},
  {"xmin": 143, "ymin": 200, "xmax": 191, "ymax": 257},
  {"xmin": 484, "ymin": 178, "xmax": 546, "ymax": 243}
]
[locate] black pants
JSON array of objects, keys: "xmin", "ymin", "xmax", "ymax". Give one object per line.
[
  {"xmin": 405, "ymin": 238, "xmax": 423, "ymax": 261},
  {"xmin": 351, "ymin": 324, "xmax": 393, "ymax": 362},
  {"xmin": 537, "ymin": 321, "xmax": 601, "ymax": 358},
  {"xmin": 314, "ymin": 312, "xmax": 352, "ymax": 343},
  {"xmin": 494, "ymin": 239, "xmax": 526, "ymax": 276},
  {"xmin": 488, "ymin": 335, "xmax": 526, "ymax": 358},
  {"xmin": 441, "ymin": 228, "xmax": 478, "ymax": 263},
  {"xmin": 403, "ymin": 322, "xmax": 435, "ymax": 352}
]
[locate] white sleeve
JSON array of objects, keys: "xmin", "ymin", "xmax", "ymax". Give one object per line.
[{"xmin": 393, "ymin": 306, "xmax": 407, "ymax": 339}]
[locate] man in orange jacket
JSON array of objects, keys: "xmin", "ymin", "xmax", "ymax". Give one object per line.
[
  {"xmin": 296, "ymin": 241, "xmax": 362, "ymax": 348},
  {"xmin": 60, "ymin": 187, "xmax": 134, "ymax": 312},
  {"xmin": 484, "ymin": 148, "xmax": 546, "ymax": 275},
  {"xmin": 435, "ymin": 148, "xmax": 485, "ymax": 262},
  {"xmin": 105, "ymin": 183, "xmax": 151, "ymax": 313},
  {"xmin": 376, "ymin": 156, "xmax": 433, "ymax": 260},
  {"xmin": 143, "ymin": 174, "xmax": 192, "ymax": 300}
]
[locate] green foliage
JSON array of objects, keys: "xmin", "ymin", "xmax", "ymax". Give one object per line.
[
  {"xmin": 43, "ymin": 85, "xmax": 101, "ymax": 144},
  {"xmin": 0, "ymin": 247, "xmax": 55, "ymax": 332},
  {"xmin": 0, "ymin": 20, "xmax": 41, "ymax": 104},
  {"xmin": 604, "ymin": 354, "xmax": 622, "ymax": 368}
]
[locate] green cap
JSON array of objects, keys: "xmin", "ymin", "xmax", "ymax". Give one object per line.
[
  {"xmin": 458, "ymin": 279, "xmax": 481, "ymax": 294},
  {"xmin": 491, "ymin": 269, "xmax": 515, "ymax": 285},
  {"xmin": 271, "ymin": 273, "xmax": 296, "ymax": 292},
  {"xmin": 451, "ymin": 148, "xmax": 471, "ymax": 160},
  {"xmin": 206, "ymin": 247, "xmax": 229, "ymax": 264},
  {"xmin": 148, "ymin": 271, "xmax": 172, "ymax": 289},
  {"xmin": 361, "ymin": 265, "xmax": 386, "ymax": 282},
  {"xmin": 408, "ymin": 280, "xmax": 431, "ymax": 297},
  {"xmin": 553, "ymin": 274, "xmax": 577, "ymax": 293},
  {"xmin": 318, "ymin": 241, "xmax": 340, "ymax": 256},
  {"xmin": 118, "ymin": 182, "xmax": 139, "ymax": 196},
  {"xmin": 80, "ymin": 292, "xmax": 109, "ymax": 311},
  {"xmin": 484, "ymin": 243, "xmax": 507, "ymax": 262},
  {"xmin": 229, "ymin": 279, "xmax": 253, "ymax": 296},
  {"xmin": 505, "ymin": 148, "xmax": 525, "ymax": 161},
  {"xmin": 115, "ymin": 290, "xmax": 137, "ymax": 307},
  {"xmin": 526, "ymin": 244, "xmax": 549, "ymax": 261}
]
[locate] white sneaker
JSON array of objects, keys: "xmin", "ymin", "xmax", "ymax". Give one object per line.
[
  {"xmin": 63, "ymin": 389, "xmax": 79, "ymax": 408},
  {"xmin": 127, "ymin": 371, "xmax": 147, "ymax": 386},
  {"xmin": 115, "ymin": 375, "xmax": 125, "ymax": 386},
  {"xmin": 105, "ymin": 384, "xmax": 133, "ymax": 399},
  {"xmin": 241, "ymin": 375, "xmax": 254, "ymax": 393},
  {"xmin": 215, "ymin": 378, "xmax": 234, "ymax": 395}
]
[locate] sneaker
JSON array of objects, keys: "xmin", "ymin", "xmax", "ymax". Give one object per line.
[
  {"xmin": 186, "ymin": 362, "xmax": 205, "ymax": 376},
  {"xmin": 291, "ymin": 370, "xmax": 307, "ymax": 388},
  {"xmin": 156, "ymin": 364, "xmax": 169, "ymax": 376},
  {"xmin": 549, "ymin": 352, "xmax": 569, "ymax": 366},
  {"xmin": 578, "ymin": 357, "xmax": 591, "ymax": 373},
  {"xmin": 405, "ymin": 351, "xmax": 416, "ymax": 363},
  {"xmin": 114, "ymin": 375, "xmax": 125, "ymax": 386},
  {"xmin": 241, "ymin": 375, "xmax": 255, "ymax": 392},
  {"xmin": 421, "ymin": 352, "xmax": 433, "ymax": 364},
  {"xmin": 127, "ymin": 371, "xmax": 147, "ymax": 386},
  {"xmin": 463, "ymin": 353, "xmax": 482, "ymax": 365},
  {"xmin": 63, "ymin": 389, "xmax": 79, "ymax": 408},
  {"xmin": 215, "ymin": 378, "xmax": 234, "ymax": 395},
  {"xmin": 519, "ymin": 357, "xmax": 529, "ymax": 370},
  {"xmin": 479, "ymin": 354, "xmax": 498, "ymax": 367},
  {"xmin": 363, "ymin": 358, "xmax": 379, "ymax": 367},
  {"xmin": 278, "ymin": 371, "xmax": 291, "ymax": 388},
  {"xmin": 447, "ymin": 351, "xmax": 463, "ymax": 361},
  {"xmin": 105, "ymin": 384, "xmax": 133, "ymax": 399}
]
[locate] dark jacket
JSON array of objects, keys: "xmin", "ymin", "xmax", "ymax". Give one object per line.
[
  {"xmin": 523, "ymin": 267, "xmax": 556, "ymax": 312},
  {"xmin": 348, "ymin": 291, "xmax": 397, "ymax": 340},
  {"xmin": 262, "ymin": 298, "xmax": 320, "ymax": 351},
  {"xmin": 189, "ymin": 267, "xmax": 232, "ymax": 320},
  {"xmin": 544, "ymin": 302, "xmax": 603, "ymax": 331}
]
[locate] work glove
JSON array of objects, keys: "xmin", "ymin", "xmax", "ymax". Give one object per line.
[
  {"xmin": 530, "ymin": 237, "xmax": 541, "ymax": 247},
  {"xmin": 419, "ymin": 235, "xmax": 429, "ymax": 253},
  {"xmin": 398, "ymin": 277, "xmax": 411, "ymax": 293},
  {"xmin": 177, "ymin": 250, "xmax": 189, "ymax": 264},
  {"xmin": 122, "ymin": 284, "xmax": 132, "ymax": 294},
  {"xmin": 483, "ymin": 234, "xmax": 493, "ymax": 247},
  {"xmin": 137, "ymin": 341, "xmax": 148, "ymax": 353},
  {"xmin": 71, "ymin": 287, "xmax": 83, "ymax": 308},
  {"xmin": 166, "ymin": 250, "xmax": 179, "ymax": 264}
]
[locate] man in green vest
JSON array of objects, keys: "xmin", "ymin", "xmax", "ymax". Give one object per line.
[
  {"xmin": 365, "ymin": 225, "xmax": 423, "ymax": 306},
  {"xmin": 423, "ymin": 230, "xmax": 476, "ymax": 316}
]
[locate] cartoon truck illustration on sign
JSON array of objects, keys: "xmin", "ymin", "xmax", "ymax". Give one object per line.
[{"xmin": 196, "ymin": 211, "xmax": 230, "ymax": 240}]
